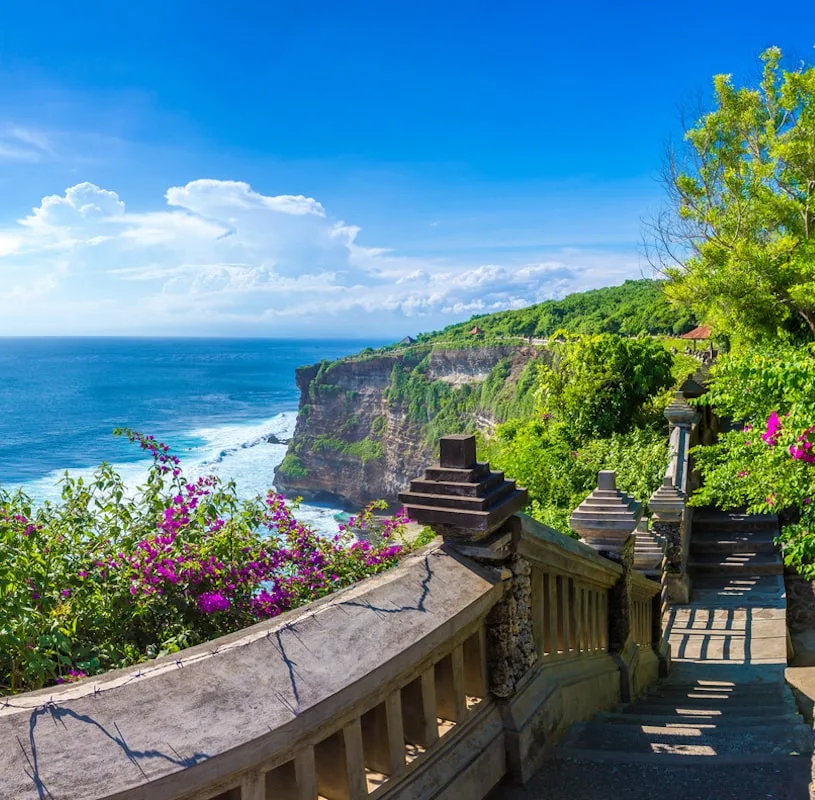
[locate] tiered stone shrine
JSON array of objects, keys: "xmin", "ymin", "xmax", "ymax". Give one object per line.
[
  {"xmin": 569, "ymin": 470, "xmax": 642, "ymax": 558},
  {"xmin": 663, "ymin": 391, "xmax": 699, "ymax": 428},
  {"xmin": 398, "ymin": 434, "xmax": 528, "ymax": 540}
]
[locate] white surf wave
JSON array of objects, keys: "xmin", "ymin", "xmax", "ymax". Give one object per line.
[{"xmin": 19, "ymin": 411, "xmax": 344, "ymax": 536}]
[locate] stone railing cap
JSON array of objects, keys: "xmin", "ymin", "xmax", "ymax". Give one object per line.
[{"xmin": 664, "ymin": 391, "xmax": 699, "ymax": 427}]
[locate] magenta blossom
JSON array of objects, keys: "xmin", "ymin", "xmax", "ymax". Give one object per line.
[
  {"xmin": 197, "ymin": 592, "xmax": 231, "ymax": 614},
  {"xmin": 761, "ymin": 411, "xmax": 782, "ymax": 446}
]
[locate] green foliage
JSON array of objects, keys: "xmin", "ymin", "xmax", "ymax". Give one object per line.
[
  {"xmin": 278, "ymin": 453, "xmax": 308, "ymax": 478},
  {"xmin": 483, "ymin": 422, "xmax": 669, "ymax": 536},
  {"xmin": 371, "ymin": 415, "xmax": 388, "ymax": 437},
  {"xmin": 415, "ymin": 280, "xmax": 694, "ymax": 344},
  {"xmin": 690, "ymin": 344, "xmax": 815, "ymax": 574},
  {"xmin": 385, "ymin": 352, "xmax": 543, "ymax": 446},
  {"xmin": 536, "ymin": 334, "xmax": 674, "ymax": 442},
  {"xmin": 312, "ymin": 435, "xmax": 384, "ymax": 463},
  {"xmin": 0, "ymin": 433, "xmax": 409, "ymax": 695},
  {"xmin": 661, "ymin": 47, "xmax": 815, "ymax": 345}
]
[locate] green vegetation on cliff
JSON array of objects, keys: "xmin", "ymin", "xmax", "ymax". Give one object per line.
[
  {"xmin": 413, "ymin": 279, "xmax": 695, "ymax": 344},
  {"xmin": 386, "ymin": 353, "xmax": 540, "ymax": 445}
]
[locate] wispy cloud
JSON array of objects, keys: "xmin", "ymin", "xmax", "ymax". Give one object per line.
[{"xmin": 0, "ymin": 126, "xmax": 55, "ymax": 162}]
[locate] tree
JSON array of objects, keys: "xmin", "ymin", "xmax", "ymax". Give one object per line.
[
  {"xmin": 652, "ymin": 47, "xmax": 815, "ymax": 345},
  {"xmin": 535, "ymin": 334, "xmax": 674, "ymax": 442}
]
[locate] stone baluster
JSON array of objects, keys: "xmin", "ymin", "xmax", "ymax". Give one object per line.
[
  {"xmin": 569, "ymin": 471, "xmax": 642, "ymax": 700},
  {"xmin": 399, "ymin": 435, "xmax": 534, "ymax": 698}
]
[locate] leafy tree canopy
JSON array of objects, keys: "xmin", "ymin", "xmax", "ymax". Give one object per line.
[
  {"xmin": 657, "ymin": 47, "xmax": 815, "ymax": 346},
  {"xmin": 536, "ymin": 334, "xmax": 675, "ymax": 441}
]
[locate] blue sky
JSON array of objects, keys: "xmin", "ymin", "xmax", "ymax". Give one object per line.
[{"xmin": 1, "ymin": 1, "xmax": 814, "ymax": 336}]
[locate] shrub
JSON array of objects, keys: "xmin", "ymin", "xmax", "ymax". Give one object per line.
[{"xmin": 0, "ymin": 430, "xmax": 409, "ymax": 695}]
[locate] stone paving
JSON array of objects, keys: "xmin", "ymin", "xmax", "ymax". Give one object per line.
[{"xmin": 493, "ymin": 512, "xmax": 815, "ymax": 800}]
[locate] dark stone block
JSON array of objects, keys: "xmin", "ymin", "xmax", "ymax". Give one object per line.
[
  {"xmin": 439, "ymin": 435, "xmax": 477, "ymax": 469},
  {"xmin": 423, "ymin": 462, "xmax": 490, "ymax": 483},
  {"xmin": 405, "ymin": 472, "xmax": 506, "ymax": 498}
]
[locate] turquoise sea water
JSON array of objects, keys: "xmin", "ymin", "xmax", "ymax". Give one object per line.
[{"xmin": 0, "ymin": 338, "xmax": 382, "ymax": 530}]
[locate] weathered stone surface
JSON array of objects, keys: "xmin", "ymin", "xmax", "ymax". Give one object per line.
[
  {"xmin": 0, "ymin": 544, "xmax": 501, "ymax": 800},
  {"xmin": 606, "ymin": 535, "xmax": 635, "ymax": 653},
  {"xmin": 653, "ymin": 518, "xmax": 682, "ymax": 573},
  {"xmin": 485, "ymin": 556, "xmax": 537, "ymax": 698}
]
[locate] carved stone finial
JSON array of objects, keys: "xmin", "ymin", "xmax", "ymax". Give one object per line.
[
  {"xmin": 399, "ymin": 435, "xmax": 529, "ymax": 541},
  {"xmin": 634, "ymin": 516, "xmax": 665, "ymax": 575},
  {"xmin": 664, "ymin": 392, "xmax": 699, "ymax": 428},
  {"xmin": 569, "ymin": 470, "xmax": 642, "ymax": 557},
  {"xmin": 648, "ymin": 476, "xmax": 685, "ymax": 520}
]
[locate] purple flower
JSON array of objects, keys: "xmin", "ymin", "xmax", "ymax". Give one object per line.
[{"xmin": 196, "ymin": 591, "xmax": 231, "ymax": 614}]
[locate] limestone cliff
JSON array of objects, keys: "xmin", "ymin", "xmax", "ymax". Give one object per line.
[{"xmin": 274, "ymin": 344, "xmax": 544, "ymax": 507}]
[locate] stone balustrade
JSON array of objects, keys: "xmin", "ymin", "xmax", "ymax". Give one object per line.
[
  {"xmin": 649, "ymin": 391, "xmax": 699, "ymax": 603},
  {"xmin": 0, "ymin": 435, "xmax": 666, "ymax": 800}
]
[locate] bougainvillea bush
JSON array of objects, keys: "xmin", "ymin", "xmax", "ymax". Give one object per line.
[
  {"xmin": 0, "ymin": 430, "xmax": 411, "ymax": 695},
  {"xmin": 690, "ymin": 345, "xmax": 815, "ymax": 576}
]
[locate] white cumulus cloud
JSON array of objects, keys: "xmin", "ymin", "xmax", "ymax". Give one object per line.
[{"xmin": 0, "ymin": 178, "xmax": 642, "ymax": 335}]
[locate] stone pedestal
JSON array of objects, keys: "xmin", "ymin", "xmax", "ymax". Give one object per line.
[
  {"xmin": 663, "ymin": 392, "xmax": 699, "ymax": 429},
  {"xmin": 399, "ymin": 435, "xmax": 529, "ymax": 542},
  {"xmin": 400, "ymin": 436, "xmax": 535, "ymax": 697},
  {"xmin": 569, "ymin": 471, "xmax": 642, "ymax": 560}
]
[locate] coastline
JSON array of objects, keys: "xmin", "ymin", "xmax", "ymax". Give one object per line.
[{"xmin": 13, "ymin": 410, "xmax": 347, "ymax": 537}]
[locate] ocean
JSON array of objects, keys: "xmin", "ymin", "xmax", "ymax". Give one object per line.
[{"xmin": 0, "ymin": 338, "xmax": 382, "ymax": 533}]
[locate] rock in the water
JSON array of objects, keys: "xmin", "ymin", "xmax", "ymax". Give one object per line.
[{"xmin": 266, "ymin": 434, "xmax": 291, "ymax": 445}]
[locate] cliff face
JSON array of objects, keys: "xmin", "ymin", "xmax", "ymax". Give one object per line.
[{"xmin": 274, "ymin": 345, "xmax": 543, "ymax": 507}]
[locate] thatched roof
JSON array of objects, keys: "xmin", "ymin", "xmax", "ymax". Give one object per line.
[
  {"xmin": 468, "ymin": 326, "xmax": 484, "ymax": 335},
  {"xmin": 680, "ymin": 325, "xmax": 711, "ymax": 340}
]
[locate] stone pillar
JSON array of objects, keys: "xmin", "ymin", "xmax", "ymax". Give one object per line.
[
  {"xmin": 400, "ymin": 435, "xmax": 535, "ymax": 697},
  {"xmin": 649, "ymin": 477, "xmax": 689, "ymax": 604},
  {"xmin": 663, "ymin": 392, "xmax": 699, "ymax": 491},
  {"xmin": 570, "ymin": 471, "xmax": 642, "ymax": 701}
]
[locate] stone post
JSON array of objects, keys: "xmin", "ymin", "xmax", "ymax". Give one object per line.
[
  {"xmin": 570, "ymin": 471, "xmax": 642, "ymax": 700},
  {"xmin": 663, "ymin": 392, "xmax": 699, "ymax": 491},
  {"xmin": 399, "ymin": 435, "xmax": 534, "ymax": 698},
  {"xmin": 649, "ymin": 476, "xmax": 689, "ymax": 603}
]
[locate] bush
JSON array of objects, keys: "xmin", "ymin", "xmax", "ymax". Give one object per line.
[
  {"xmin": 690, "ymin": 344, "xmax": 815, "ymax": 575},
  {"xmin": 0, "ymin": 430, "xmax": 409, "ymax": 695}
]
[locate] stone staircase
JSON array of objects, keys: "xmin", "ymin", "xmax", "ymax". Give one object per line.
[{"xmin": 494, "ymin": 511, "xmax": 815, "ymax": 800}]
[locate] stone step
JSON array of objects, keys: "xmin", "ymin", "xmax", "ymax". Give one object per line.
[
  {"xmin": 688, "ymin": 552, "xmax": 782, "ymax": 576},
  {"xmin": 643, "ymin": 682, "xmax": 795, "ymax": 700},
  {"xmin": 559, "ymin": 716, "xmax": 812, "ymax": 756},
  {"xmin": 692, "ymin": 511, "xmax": 778, "ymax": 534},
  {"xmin": 618, "ymin": 698, "xmax": 797, "ymax": 718},
  {"xmin": 596, "ymin": 711, "xmax": 805, "ymax": 728},
  {"xmin": 621, "ymin": 687, "xmax": 797, "ymax": 706},
  {"xmin": 690, "ymin": 532, "xmax": 777, "ymax": 556},
  {"xmin": 635, "ymin": 689, "xmax": 797, "ymax": 711},
  {"xmin": 491, "ymin": 753, "xmax": 815, "ymax": 799}
]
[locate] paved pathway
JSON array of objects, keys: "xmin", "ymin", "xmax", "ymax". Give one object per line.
[{"xmin": 493, "ymin": 512, "xmax": 814, "ymax": 800}]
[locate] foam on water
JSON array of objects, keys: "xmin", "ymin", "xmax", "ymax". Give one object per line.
[{"xmin": 20, "ymin": 411, "xmax": 344, "ymax": 537}]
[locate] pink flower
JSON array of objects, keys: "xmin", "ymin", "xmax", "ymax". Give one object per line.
[{"xmin": 761, "ymin": 411, "xmax": 782, "ymax": 446}]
